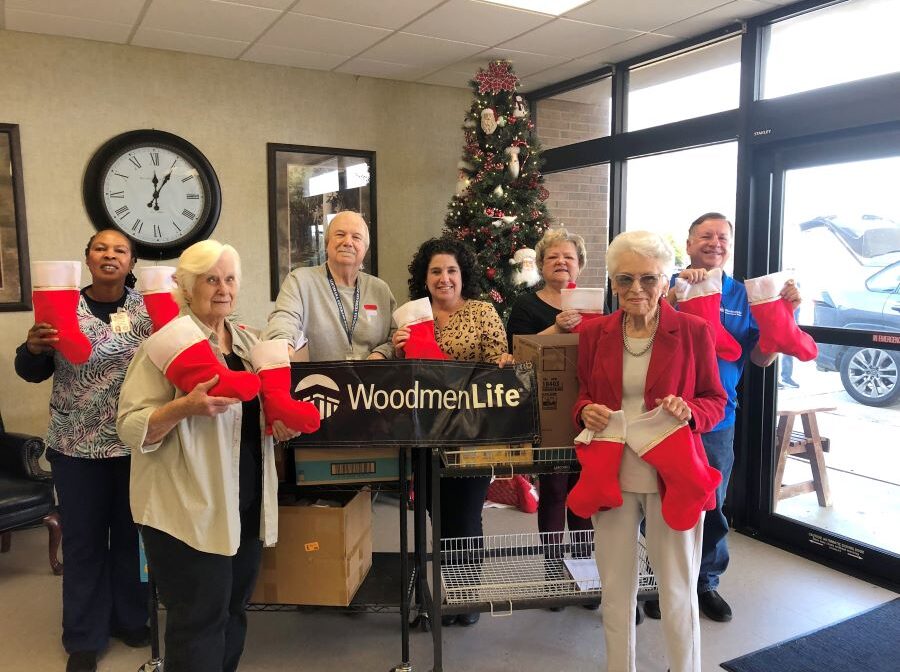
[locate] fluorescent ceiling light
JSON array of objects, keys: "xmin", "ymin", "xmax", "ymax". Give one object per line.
[
  {"xmin": 481, "ymin": 0, "xmax": 590, "ymax": 16},
  {"xmin": 345, "ymin": 162, "xmax": 370, "ymax": 189},
  {"xmin": 308, "ymin": 170, "xmax": 339, "ymax": 197}
]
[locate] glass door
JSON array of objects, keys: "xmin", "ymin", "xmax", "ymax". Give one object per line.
[{"xmin": 748, "ymin": 127, "xmax": 900, "ymax": 584}]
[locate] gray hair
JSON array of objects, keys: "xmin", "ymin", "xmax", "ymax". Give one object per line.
[
  {"xmin": 606, "ymin": 230, "xmax": 674, "ymax": 277},
  {"xmin": 173, "ymin": 239, "xmax": 242, "ymax": 308},
  {"xmin": 534, "ymin": 227, "xmax": 587, "ymax": 271},
  {"xmin": 324, "ymin": 211, "xmax": 370, "ymax": 250}
]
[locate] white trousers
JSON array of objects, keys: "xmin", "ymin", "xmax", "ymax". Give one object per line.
[{"xmin": 592, "ymin": 492, "xmax": 704, "ymax": 672}]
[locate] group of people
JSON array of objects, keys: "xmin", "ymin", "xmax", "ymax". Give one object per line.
[{"xmin": 16, "ymin": 209, "xmax": 801, "ymax": 672}]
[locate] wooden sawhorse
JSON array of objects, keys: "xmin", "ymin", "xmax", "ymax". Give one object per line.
[{"xmin": 773, "ymin": 407, "xmax": 834, "ymax": 509}]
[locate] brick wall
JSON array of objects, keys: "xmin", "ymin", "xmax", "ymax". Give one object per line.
[{"xmin": 536, "ymin": 98, "xmax": 608, "ymax": 150}]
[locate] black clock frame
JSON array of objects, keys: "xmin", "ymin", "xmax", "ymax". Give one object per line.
[{"xmin": 83, "ymin": 129, "xmax": 222, "ymax": 260}]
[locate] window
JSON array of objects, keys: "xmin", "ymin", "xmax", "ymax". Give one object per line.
[
  {"xmin": 542, "ymin": 164, "xmax": 610, "ymax": 288},
  {"xmin": 624, "ymin": 142, "xmax": 738, "ymax": 271},
  {"xmin": 628, "ymin": 37, "xmax": 741, "ymax": 132},
  {"xmin": 762, "ymin": 0, "xmax": 900, "ymax": 100},
  {"xmin": 535, "ymin": 77, "xmax": 611, "ymax": 150}
]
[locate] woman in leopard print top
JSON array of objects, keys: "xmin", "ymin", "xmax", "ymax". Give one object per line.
[{"xmin": 393, "ymin": 237, "xmax": 513, "ymax": 628}]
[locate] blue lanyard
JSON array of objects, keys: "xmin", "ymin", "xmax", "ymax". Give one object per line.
[{"xmin": 326, "ymin": 266, "xmax": 360, "ymax": 348}]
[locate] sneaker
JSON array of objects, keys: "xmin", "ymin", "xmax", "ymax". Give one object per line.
[
  {"xmin": 456, "ymin": 612, "xmax": 480, "ymax": 626},
  {"xmin": 781, "ymin": 378, "xmax": 800, "ymax": 388},
  {"xmin": 643, "ymin": 599, "xmax": 661, "ymax": 620},
  {"xmin": 66, "ymin": 651, "xmax": 97, "ymax": 672},
  {"xmin": 441, "ymin": 614, "xmax": 456, "ymax": 627},
  {"xmin": 111, "ymin": 625, "xmax": 151, "ymax": 648},
  {"xmin": 698, "ymin": 589, "xmax": 733, "ymax": 622}
]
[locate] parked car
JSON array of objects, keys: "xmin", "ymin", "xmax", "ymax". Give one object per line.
[{"xmin": 802, "ymin": 215, "xmax": 900, "ymax": 407}]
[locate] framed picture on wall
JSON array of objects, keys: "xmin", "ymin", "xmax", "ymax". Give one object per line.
[
  {"xmin": 0, "ymin": 123, "xmax": 32, "ymax": 311},
  {"xmin": 267, "ymin": 143, "xmax": 376, "ymax": 300}
]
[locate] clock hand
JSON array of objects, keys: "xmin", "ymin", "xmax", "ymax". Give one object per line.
[{"xmin": 148, "ymin": 171, "xmax": 160, "ymax": 208}]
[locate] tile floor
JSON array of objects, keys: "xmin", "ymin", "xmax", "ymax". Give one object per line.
[{"xmin": 0, "ymin": 499, "xmax": 895, "ymax": 672}]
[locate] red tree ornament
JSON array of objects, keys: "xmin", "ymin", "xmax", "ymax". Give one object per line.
[{"xmin": 474, "ymin": 61, "xmax": 519, "ymax": 94}]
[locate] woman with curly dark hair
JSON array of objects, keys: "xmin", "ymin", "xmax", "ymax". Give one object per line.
[{"xmin": 393, "ymin": 237, "xmax": 513, "ymax": 628}]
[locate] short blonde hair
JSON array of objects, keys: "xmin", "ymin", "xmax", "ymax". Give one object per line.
[
  {"xmin": 534, "ymin": 227, "xmax": 587, "ymax": 272},
  {"xmin": 173, "ymin": 240, "xmax": 242, "ymax": 308},
  {"xmin": 607, "ymin": 230, "xmax": 674, "ymax": 277}
]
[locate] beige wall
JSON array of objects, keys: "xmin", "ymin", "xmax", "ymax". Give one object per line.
[{"xmin": 0, "ymin": 29, "xmax": 469, "ymax": 435}]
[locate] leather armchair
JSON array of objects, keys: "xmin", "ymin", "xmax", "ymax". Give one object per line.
[{"xmin": 0, "ymin": 413, "xmax": 62, "ymax": 575}]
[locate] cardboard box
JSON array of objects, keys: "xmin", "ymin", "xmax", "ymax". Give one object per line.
[
  {"xmin": 453, "ymin": 442, "xmax": 534, "ymax": 467},
  {"xmin": 513, "ymin": 333, "xmax": 580, "ymax": 449},
  {"xmin": 251, "ymin": 490, "xmax": 372, "ymax": 606},
  {"xmin": 294, "ymin": 446, "xmax": 407, "ymax": 486}
]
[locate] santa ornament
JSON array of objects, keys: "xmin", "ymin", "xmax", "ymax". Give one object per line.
[
  {"xmin": 393, "ymin": 298, "xmax": 449, "ymax": 360},
  {"xmin": 505, "ymin": 145, "xmax": 521, "ymax": 178},
  {"xmin": 480, "ymin": 107, "xmax": 498, "ymax": 134},
  {"xmin": 513, "ymin": 95, "xmax": 528, "ymax": 118},
  {"xmin": 745, "ymin": 271, "xmax": 817, "ymax": 361},
  {"xmin": 674, "ymin": 268, "xmax": 742, "ymax": 361},
  {"xmin": 509, "ymin": 248, "xmax": 540, "ymax": 287},
  {"xmin": 32, "ymin": 261, "xmax": 92, "ymax": 364},
  {"xmin": 137, "ymin": 265, "xmax": 179, "ymax": 332}
]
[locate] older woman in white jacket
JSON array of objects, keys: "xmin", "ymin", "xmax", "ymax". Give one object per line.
[{"xmin": 118, "ymin": 240, "xmax": 299, "ymax": 672}]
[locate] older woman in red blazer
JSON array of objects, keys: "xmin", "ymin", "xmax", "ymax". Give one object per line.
[{"xmin": 569, "ymin": 230, "xmax": 726, "ymax": 672}]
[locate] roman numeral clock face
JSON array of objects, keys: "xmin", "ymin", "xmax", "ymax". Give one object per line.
[{"xmin": 84, "ymin": 130, "xmax": 221, "ymax": 258}]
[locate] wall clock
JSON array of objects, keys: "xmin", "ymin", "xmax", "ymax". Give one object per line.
[{"xmin": 83, "ymin": 129, "xmax": 221, "ymax": 259}]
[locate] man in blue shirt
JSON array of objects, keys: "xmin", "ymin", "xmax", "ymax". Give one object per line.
[{"xmin": 643, "ymin": 212, "xmax": 802, "ymax": 623}]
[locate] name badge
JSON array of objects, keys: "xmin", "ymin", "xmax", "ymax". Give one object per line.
[
  {"xmin": 110, "ymin": 309, "xmax": 132, "ymax": 334},
  {"xmin": 345, "ymin": 353, "xmax": 361, "ymax": 361}
]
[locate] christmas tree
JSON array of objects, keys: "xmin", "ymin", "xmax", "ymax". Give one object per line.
[{"xmin": 443, "ymin": 60, "xmax": 551, "ymax": 318}]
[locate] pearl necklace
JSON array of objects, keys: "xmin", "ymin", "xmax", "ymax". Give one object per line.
[{"xmin": 622, "ymin": 312, "xmax": 658, "ymax": 357}]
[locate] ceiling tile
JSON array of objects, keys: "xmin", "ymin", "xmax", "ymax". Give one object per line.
[
  {"xmin": 334, "ymin": 57, "xmax": 424, "ymax": 80},
  {"xmin": 5, "ymin": 0, "xmax": 145, "ymax": 24},
  {"xmin": 361, "ymin": 32, "xmax": 487, "ymax": 70},
  {"xmin": 499, "ymin": 18, "xmax": 641, "ymax": 58},
  {"xmin": 417, "ymin": 68, "xmax": 476, "ymax": 88},
  {"xmin": 259, "ymin": 12, "xmax": 391, "ymax": 56},
  {"xmin": 455, "ymin": 48, "xmax": 571, "ymax": 77},
  {"xmin": 518, "ymin": 70, "xmax": 570, "ymax": 93},
  {"xmin": 658, "ymin": 0, "xmax": 772, "ymax": 39},
  {"xmin": 587, "ymin": 32, "xmax": 679, "ymax": 63},
  {"xmin": 290, "ymin": 0, "xmax": 444, "ymax": 30},
  {"xmin": 132, "ymin": 26, "xmax": 248, "ymax": 59},
  {"xmin": 142, "ymin": 0, "xmax": 280, "ymax": 42},
  {"xmin": 218, "ymin": 0, "xmax": 294, "ymax": 9},
  {"xmin": 564, "ymin": 0, "xmax": 727, "ymax": 32},
  {"xmin": 404, "ymin": 0, "xmax": 552, "ymax": 46},
  {"xmin": 6, "ymin": 8, "xmax": 132, "ymax": 43},
  {"xmin": 241, "ymin": 43, "xmax": 348, "ymax": 70}
]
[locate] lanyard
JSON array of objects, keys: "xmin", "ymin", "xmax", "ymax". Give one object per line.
[{"xmin": 326, "ymin": 266, "xmax": 360, "ymax": 348}]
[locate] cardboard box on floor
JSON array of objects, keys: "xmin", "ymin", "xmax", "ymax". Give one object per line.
[
  {"xmin": 251, "ymin": 489, "xmax": 372, "ymax": 606},
  {"xmin": 513, "ymin": 333, "xmax": 580, "ymax": 448}
]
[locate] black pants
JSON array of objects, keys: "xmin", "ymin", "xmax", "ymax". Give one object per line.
[
  {"xmin": 141, "ymin": 527, "xmax": 262, "ymax": 672},
  {"xmin": 49, "ymin": 450, "xmax": 148, "ymax": 653},
  {"xmin": 425, "ymin": 457, "xmax": 490, "ymax": 563}
]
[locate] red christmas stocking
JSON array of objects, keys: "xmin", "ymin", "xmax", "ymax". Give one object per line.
[
  {"xmin": 674, "ymin": 268, "xmax": 742, "ymax": 362},
  {"xmin": 393, "ymin": 298, "xmax": 449, "ymax": 360},
  {"xmin": 566, "ymin": 410, "xmax": 626, "ymax": 518},
  {"xmin": 145, "ymin": 316, "xmax": 260, "ymax": 401},
  {"xmin": 251, "ymin": 339, "xmax": 321, "ymax": 435},
  {"xmin": 32, "ymin": 261, "xmax": 92, "ymax": 365},
  {"xmin": 628, "ymin": 406, "xmax": 721, "ymax": 531},
  {"xmin": 515, "ymin": 475, "xmax": 538, "ymax": 514},
  {"xmin": 138, "ymin": 266, "xmax": 179, "ymax": 332},
  {"xmin": 745, "ymin": 272, "xmax": 817, "ymax": 362}
]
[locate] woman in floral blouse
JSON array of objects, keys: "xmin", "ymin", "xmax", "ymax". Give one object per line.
[{"xmin": 393, "ymin": 237, "xmax": 513, "ymax": 628}]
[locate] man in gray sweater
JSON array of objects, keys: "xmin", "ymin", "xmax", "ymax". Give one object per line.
[{"xmin": 264, "ymin": 211, "xmax": 396, "ymax": 361}]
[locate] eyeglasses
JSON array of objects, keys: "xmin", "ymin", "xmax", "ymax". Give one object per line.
[{"xmin": 613, "ymin": 273, "xmax": 665, "ymax": 290}]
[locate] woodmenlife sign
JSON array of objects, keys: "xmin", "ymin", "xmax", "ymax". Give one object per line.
[{"xmin": 289, "ymin": 360, "xmax": 539, "ymax": 447}]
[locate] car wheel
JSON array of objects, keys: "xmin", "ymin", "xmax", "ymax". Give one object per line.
[{"xmin": 839, "ymin": 347, "xmax": 900, "ymax": 407}]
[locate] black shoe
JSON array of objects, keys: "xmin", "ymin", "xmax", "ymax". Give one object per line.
[
  {"xmin": 698, "ymin": 590, "xmax": 732, "ymax": 622},
  {"xmin": 456, "ymin": 612, "xmax": 480, "ymax": 626},
  {"xmin": 548, "ymin": 605, "xmax": 565, "ymax": 612},
  {"xmin": 111, "ymin": 624, "xmax": 151, "ymax": 648},
  {"xmin": 66, "ymin": 652, "xmax": 97, "ymax": 672},
  {"xmin": 582, "ymin": 602, "xmax": 600, "ymax": 610},
  {"xmin": 635, "ymin": 605, "xmax": 644, "ymax": 625},
  {"xmin": 643, "ymin": 599, "xmax": 661, "ymax": 620},
  {"xmin": 441, "ymin": 614, "xmax": 456, "ymax": 627},
  {"xmin": 781, "ymin": 378, "xmax": 800, "ymax": 388}
]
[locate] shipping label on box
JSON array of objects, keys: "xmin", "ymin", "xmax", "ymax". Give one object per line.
[
  {"xmin": 513, "ymin": 334, "xmax": 580, "ymax": 449},
  {"xmin": 294, "ymin": 446, "xmax": 408, "ymax": 486},
  {"xmin": 453, "ymin": 442, "xmax": 534, "ymax": 467}
]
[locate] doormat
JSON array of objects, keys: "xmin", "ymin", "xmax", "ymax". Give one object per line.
[{"xmin": 720, "ymin": 597, "xmax": 900, "ymax": 672}]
